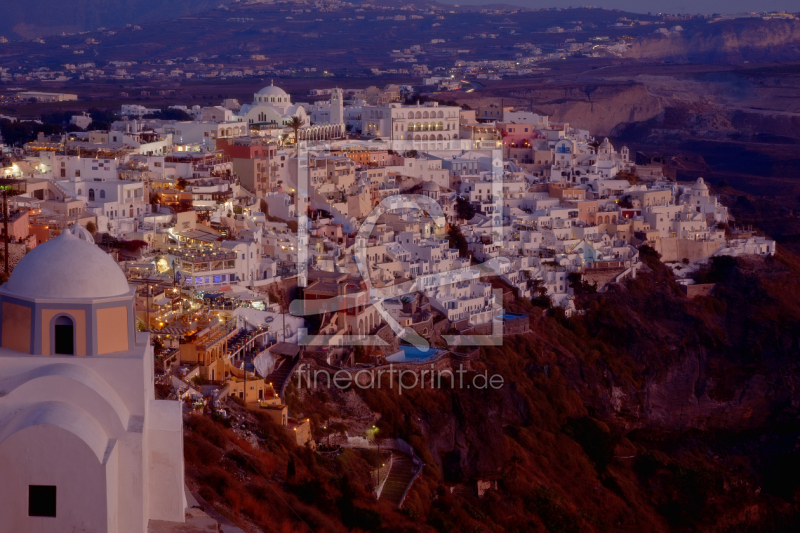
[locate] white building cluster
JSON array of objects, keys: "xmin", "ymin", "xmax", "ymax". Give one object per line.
[{"xmin": 1, "ymin": 88, "xmax": 776, "ymax": 338}]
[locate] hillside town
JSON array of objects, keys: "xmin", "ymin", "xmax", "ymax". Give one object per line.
[
  {"xmin": 0, "ymin": 2, "xmax": 795, "ymax": 86},
  {"xmin": 0, "ymin": 0, "xmax": 799, "ymax": 527},
  {"xmin": 0, "ymin": 82, "xmax": 777, "ymax": 523}
]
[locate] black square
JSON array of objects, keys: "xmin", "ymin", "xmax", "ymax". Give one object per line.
[{"xmin": 28, "ymin": 485, "xmax": 56, "ymax": 517}]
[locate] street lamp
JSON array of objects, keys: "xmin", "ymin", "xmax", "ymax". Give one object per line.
[{"xmin": 368, "ymin": 425, "xmax": 380, "ymax": 455}]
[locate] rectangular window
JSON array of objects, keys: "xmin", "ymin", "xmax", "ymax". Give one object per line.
[
  {"xmin": 29, "ymin": 485, "xmax": 56, "ymax": 517},
  {"xmin": 54, "ymin": 321, "xmax": 74, "ymax": 355}
]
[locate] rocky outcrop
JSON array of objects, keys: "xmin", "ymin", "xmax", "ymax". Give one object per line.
[
  {"xmin": 509, "ymin": 82, "xmax": 664, "ymax": 137},
  {"xmin": 418, "ymin": 383, "xmax": 523, "ymax": 481},
  {"xmin": 626, "ymin": 19, "xmax": 800, "ymax": 63},
  {"xmin": 640, "ymin": 351, "xmax": 777, "ymax": 431}
]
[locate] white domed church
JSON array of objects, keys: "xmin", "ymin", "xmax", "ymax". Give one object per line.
[
  {"xmin": 236, "ymin": 82, "xmax": 344, "ymax": 141},
  {"xmin": 0, "ymin": 229, "xmax": 185, "ymax": 532}
]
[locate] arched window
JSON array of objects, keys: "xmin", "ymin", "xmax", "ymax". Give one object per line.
[
  {"xmin": 100, "ymin": 190, "xmax": 105, "ymax": 199},
  {"xmin": 423, "ymin": 111, "xmax": 429, "ymax": 119},
  {"xmin": 438, "ymin": 111, "xmax": 444, "ymax": 118},
  {"xmin": 88, "ymin": 189, "xmax": 95, "ymax": 201},
  {"xmin": 54, "ymin": 315, "xmax": 75, "ymax": 355}
]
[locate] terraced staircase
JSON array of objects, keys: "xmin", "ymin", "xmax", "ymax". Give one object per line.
[
  {"xmin": 378, "ymin": 453, "xmax": 417, "ymax": 507},
  {"xmin": 264, "ymin": 355, "xmax": 299, "ymax": 399}
]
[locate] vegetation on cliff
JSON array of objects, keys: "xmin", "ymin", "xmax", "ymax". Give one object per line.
[{"xmin": 187, "ymin": 248, "xmax": 800, "ymax": 532}]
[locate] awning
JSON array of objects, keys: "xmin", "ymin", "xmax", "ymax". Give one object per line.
[
  {"xmin": 150, "ymin": 327, "xmax": 189, "ymax": 336},
  {"xmin": 153, "ymin": 297, "xmax": 173, "ymax": 306},
  {"xmin": 175, "ymin": 229, "xmax": 219, "ymax": 243}
]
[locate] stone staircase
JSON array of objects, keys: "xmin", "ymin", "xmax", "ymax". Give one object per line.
[
  {"xmin": 264, "ymin": 355, "xmax": 299, "ymax": 399},
  {"xmin": 378, "ymin": 453, "xmax": 418, "ymax": 507}
]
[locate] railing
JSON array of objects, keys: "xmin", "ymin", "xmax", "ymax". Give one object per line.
[
  {"xmin": 158, "ymin": 348, "xmax": 179, "ymax": 372},
  {"xmin": 374, "ymin": 454, "xmax": 394, "ymax": 499},
  {"xmin": 226, "ymin": 329, "xmax": 271, "ymax": 361},
  {"xmin": 196, "ymin": 323, "xmax": 237, "ymax": 351},
  {"xmin": 174, "ymin": 251, "xmax": 237, "ymax": 262},
  {"xmin": 398, "ymin": 455, "xmax": 424, "ymax": 508}
]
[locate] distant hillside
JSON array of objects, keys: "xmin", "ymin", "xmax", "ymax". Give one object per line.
[
  {"xmin": 0, "ymin": 0, "xmax": 235, "ymax": 40},
  {"xmin": 626, "ymin": 18, "xmax": 800, "ymax": 63}
]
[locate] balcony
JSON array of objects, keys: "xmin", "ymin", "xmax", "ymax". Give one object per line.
[
  {"xmin": 195, "ymin": 323, "xmax": 238, "ymax": 352},
  {"xmin": 173, "ymin": 249, "xmax": 237, "ymax": 263}
]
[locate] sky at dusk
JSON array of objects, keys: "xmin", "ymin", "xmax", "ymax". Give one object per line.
[{"xmin": 437, "ymin": 0, "xmax": 800, "ymax": 15}]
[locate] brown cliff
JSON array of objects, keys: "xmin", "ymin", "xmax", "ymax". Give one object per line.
[{"xmin": 626, "ymin": 18, "xmax": 800, "ymax": 63}]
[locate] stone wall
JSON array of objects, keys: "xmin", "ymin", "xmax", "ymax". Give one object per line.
[
  {"xmin": 582, "ymin": 268, "xmax": 626, "ymax": 289},
  {"xmin": 409, "ymin": 317, "xmax": 433, "ymax": 338},
  {"xmin": 375, "ymin": 316, "xmax": 437, "ymax": 356},
  {"xmin": 2, "ymin": 243, "xmax": 29, "ymax": 276},
  {"xmin": 376, "ymin": 324, "xmax": 400, "ymax": 355},
  {"xmin": 681, "ymin": 283, "xmax": 715, "ymax": 298},
  {"xmin": 430, "ymin": 317, "xmax": 452, "ymax": 345},
  {"xmin": 256, "ymin": 275, "xmax": 299, "ymax": 309},
  {"xmin": 655, "ymin": 238, "xmax": 722, "ymax": 263},
  {"xmin": 461, "ymin": 315, "xmax": 530, "ymax": 336}
]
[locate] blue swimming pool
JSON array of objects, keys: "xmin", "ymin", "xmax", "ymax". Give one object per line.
[
  {"xmin": 387, "ymin": 345, "xmax": 440, "ymax": 362},
  {"xmin": 499, "ymin": 313, "xmax": 526, "ymax": 321},
  {"xmin": 402, "ymin": 345, "xmax": 437, "ymax": 360}
]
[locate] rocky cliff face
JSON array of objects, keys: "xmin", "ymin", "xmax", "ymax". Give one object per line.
[
  {"xmin": 571, "ymin": 255, "xmax": 800, "ymax": 432},
  {"xmin": 534, "ymin": 83, "xmax": 665, "ymax": 138},
  {"xmin": 626, "ymin": 19, "xmax": 800, "ymax": 63},
  {"xmin": 359, "ymin": 252, "xmax": 800, "ymax": 531},
  {"xmin": 459, "ymin": 82, "xmax": 664, "ymax": 137}
]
